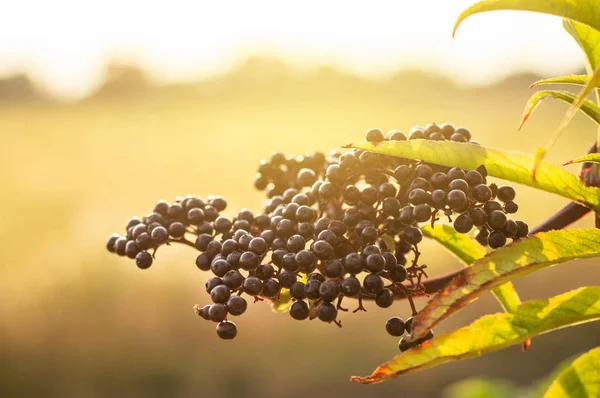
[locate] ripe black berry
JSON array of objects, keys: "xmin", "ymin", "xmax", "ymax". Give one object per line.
[
  {"xmin": 208, "ymin": 303, "xmax": 228, "ymax": 322},
  {"xmin": 504, "ymin": 201, "xmax": 518, "ymax": 214},
  {"xmin": 430, "ymin": 190, "xmax": 447, "ymax": 208},
  {"xmin": 135, "ymin": 251, "xmax": 153, "ymax": 269},
  {"xmin": 319, "ymin": 280, "xmax": 341, "ymax": 302},
  {"xmin": 323, "ymin": 258, "xmax": 344, "ymax": 278},
  {"xmin": 290, "ymin": 301, "xmax": 310, "ymax": 320},
  {"xmin": 497, "ymin": 185, "xmax": 516, "ymax": 202},
  {"xmin": 515, "ymin": 221, "xmax": 529, "ymax": 238},
  {"xmin": 470, "ymin": 208, "xmax": 487, "ymax": 227},
  {"xmin": 385, "ymin": 317, "xmax": 406, "ymax": 336},
  {"xmin": 313, "ymin": 240, "xmax": 333, "ymax": 260},
  {"xmin": 366, "ymin": 253, "xmax": 386, "ymax": 273},
  {"xmin": 430, "ymin": 172, "xmax": 449, "ymax": 189},
  {"xmin": 389, "ymin": 265, "xmax": 408, "ymax": 283},
  {"xmin": 363, "ymin": 273, "xmax": 384, "ymax": 294},
  {"xmin": 403, "ymin": 227, "xmax": 423, "ymax": 245},
  {"xmin": 340, "ymin": 276, "xmax": 361, "ymax": 297},
  {"xmin": 465, "ymin": 170, "xmax": 484, "ymax": 187},
  {"xmin": 223, "ymin": 269, "xmax": 244, "ymax": 290},
  {"xmin": 227, "ymin": 295, "xmax": 247, "ymax": 316},
  {"xmin": 408, "ymin": 188, "xmax": 429, "ymax": 206},
  {"xmin": 255, "ymin": 263, "xmax": 275, "ymax": 280},
  {"xmin": 295, "ymin": 250, "xmax": 315, "ymax": 270},
  {"xmin": 317, "ymin": 302, "xmax": 338, "ymax": 323},
  {"xmin": 412, "ymin": 204, "xmax": 432, "ymax": 223},
  {"xmin": 125, "ymin": 240, "xmax": 140, "ymax": 259},
  {"xmin": 488, "ymin": 231, "xmax": 507, "ymax": 249},
  {"xmin": 239, "ymin": 251, "xmax": 260, "ymax": 271},
  {"xmin": 196, "ymin": 253, "xmax": 211, "ymax": 271},
  {"xmin": 447, "ymin": 189, "xmax": 468, "ymax": 212},
  {"xmin": 249, "ymin": 237, "xmax": 268, "ymax": 255},
  {"xmin": 216, "ymin": 321, "xmax": 237, "ymax": 339},
  {"xmin": 453, "ymin": 214, "xmax": 474, "ymax": 234},
  {"xmin": 211, "ymin": 259, "xmax": 231, "ymax": 277},
  {"xmin": 243, "ymin": 276, "xmax": 263, "ymax": 296},
  {"xmin": 399, "ymin": 336, "xmax": 412, "ymax": 352},
  {"xmin": 365, "ymin": 128, "xmax": 385, "ymax": 142},
  {"xmin": 448, "ymin": 179, "xmax": 470, "ymax": 193},
  {"xmin": 290, "ymin": 282, "xmax": 306, "ymax": 300},
  {"xmin": 503, "ymin": 219, "xmax": 518, "ymax": 238},
  {"xmin": 278, "ymin": 270, "xmax": 298, "ymax": 288},
  {"xmin": 394, "ymin": 165, "xmax": 412, "ymax": 183},
  {"xmin": 151, "ymin": 226, "xmax": 169, "ymax": 245},
  {"xmin": 473, "ymin": 184, "xmax": 493, "ymax": 203},
  {"xmin": 375, "ymin": 289, "xmax": 394, "ymax": 308},
  {"xmin": 210, "ymin": 285, "xmax": 231, "ymax": 304},
  {"xmin": 343, "ymin": 253, "xmax": 364, "ymax": 274},
  {"xmin": 304, "ymin": 280, "xmax": 321, "ymax": 300},
  {"xmin": 487, "ymin": 210, "xmax": 508, "ymax": 231},
  {"xmin": 262, "ymin": 279, "xmax": 281, "ymax": 298}
]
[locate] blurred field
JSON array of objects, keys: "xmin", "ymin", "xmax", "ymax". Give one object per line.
[{"xmin": 1, "ymin": 60, "xmax": 599, "ymax": 398}]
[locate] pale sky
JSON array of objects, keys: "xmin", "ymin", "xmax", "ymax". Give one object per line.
[{"xmin": 0, "ymin": 0, "xmax": 585, "ymax": 99}]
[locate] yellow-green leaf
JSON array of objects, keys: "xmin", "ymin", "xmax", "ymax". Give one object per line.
[
  {"xmin": 422, "ymin": 224, "xmax": 521, "ymax": 313},
  {"xmin": 411, "ymin": 229, "xmax": 600, "ymax": 340},
  {"xmin": 563, "ymin": 19, "xmax": 600, "ymax": 77},
  {"xmin": 547, "ymin": 67, "xmax": 600, "ymax": 152},
  {"xmin": 453, "ymin": 0, "xmax": 600, "ymax": 38},
  {"xmin": 564, "ymin": 153, "xmax": 600, "ymax": 165},
  {"xmin": 530, "ymin": 75, "xmax": 591, "ymax": 88},
  {"xmin": 351, "ymin": 287, "xmax": 600, "ymax": 384},
  {"xmin": 544, "ymin": 347, "xmax": 600, "ymax": 398},
  {"xmin": 343, "ymin": 140, "xmax": 600, "ymax": 212},
  {"xmin": 519, "ymin": 90, "xmax": 600, "ymax": 130}
]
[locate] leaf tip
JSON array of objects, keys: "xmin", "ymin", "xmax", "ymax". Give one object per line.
[
  {"xmin": 517, "ymin": 113, "xmax": 530, "ymax": 131},
  {"xmin": 341, "ymin": 143, "xmax": 355, "ymax": 149}
]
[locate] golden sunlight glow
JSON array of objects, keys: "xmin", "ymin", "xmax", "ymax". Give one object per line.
[{"xmin": 0, "ymin": 0, "xmax": 584, "ymax": 98}]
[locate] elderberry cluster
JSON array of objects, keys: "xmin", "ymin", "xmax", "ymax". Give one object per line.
[
  {"xmin": 105, "ymin": 122, "xmax": 529, "ymax": 352},
  {"xmin": 254, "ymin": 151, "xmax": 337, "ymax": 198}
]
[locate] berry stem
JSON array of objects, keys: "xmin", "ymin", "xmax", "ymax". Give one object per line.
[{"xmin": 168, "ymin": 238, "xmax": 197, "ymax": 248}]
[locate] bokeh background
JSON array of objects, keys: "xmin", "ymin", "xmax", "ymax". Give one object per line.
[{"xmin": 2, "ymin": 1, "xmax": 600, "ymax": 397}]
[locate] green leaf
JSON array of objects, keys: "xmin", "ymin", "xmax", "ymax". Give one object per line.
[
  {"xmin": 343, "ymin": 140, "xmax": 600, "ymax": 212},
  {"xmin": 351, "ymin": 286, "xmax": 600, "ymax": 384},
  {"xmin": 530, "ymin": 75, "xmax": 591, "ymax": 88},
  {"xmin": 518, "ymin": 90, "xmax": 600, "ymax": 130},
  {"xmin": 544, "ymin": 347, "xmax": 600, "ymax": 397},
  {"xmin": 453, "ymin": 0, "xmax": 600, "ymax": 38},
  {"xmin": 563, "ymin": 19, "xmax": 600, "ymax": 77},
  {"xmin": 422, "ymin": 224, "xmax": 521, "ymax": 313},
  {"xmin": 546, "ymin": 67, "xmax": 600, "ymax": 149},
  {"xmin": 564, "ymin": 153, "xmax": 600, "ymax": 165},
  {"xmin": 410, "ymin": 229, "xmax": 600, "ymax": 340}
]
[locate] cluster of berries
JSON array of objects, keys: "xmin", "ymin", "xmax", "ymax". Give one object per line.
[
  {"xmin": 105, "ymin": 122, "xmax": 528, "ymax": 352},
  {"xmin": 254, "ymin": 151, "xmax": 336, "ymax": 198}
]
